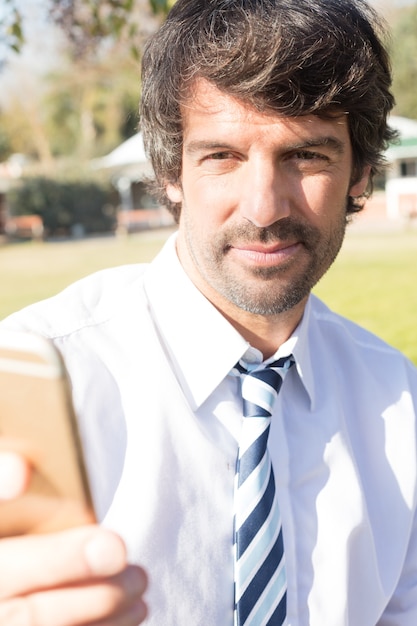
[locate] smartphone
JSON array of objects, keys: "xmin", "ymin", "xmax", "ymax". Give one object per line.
[{"xmin": 0, "ymin": 328, "xmax": 96, "ymax": 536}]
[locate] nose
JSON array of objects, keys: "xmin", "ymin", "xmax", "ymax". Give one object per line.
[{"xmin": 239, "ymin": 159, "xmax": 291, "ymax": 228}]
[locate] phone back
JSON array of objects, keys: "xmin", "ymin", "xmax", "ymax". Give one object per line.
[{"xmin": 0, "ymin": 329, "xmax": 96, "ymax": 536}]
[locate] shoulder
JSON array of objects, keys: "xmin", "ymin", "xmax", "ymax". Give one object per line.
[
  {"xmin": 308, "ymin": 294, "xmax": 417, "ymax": 380},
  {"xmin": 1, "ymin": 264, "xmax": 150, "ymax": 339}
]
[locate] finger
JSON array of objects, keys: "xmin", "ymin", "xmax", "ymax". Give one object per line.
[
  {"xmin": 0, "ymin": 452, "xmax": 30, "ymax": 500},
  {"xmin": 0, "ymin": 565, "xmax": 148, "ymax": 626},
  {"xmin": 94, "ymin": 599, "xmax": 148, "ymax": 626},
  {"xmin": 0, "ymin": 526, "xmax": 127, "ymax": 599}
]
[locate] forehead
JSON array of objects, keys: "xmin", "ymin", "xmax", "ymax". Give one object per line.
[{"xmin": 181, "ymin": 78, "xmax": 350, "ymax": 143}]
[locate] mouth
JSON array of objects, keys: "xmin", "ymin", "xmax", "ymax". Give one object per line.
[{"xmin": 227, "ymin": 241, "xmax": 303, "ymax": 268}]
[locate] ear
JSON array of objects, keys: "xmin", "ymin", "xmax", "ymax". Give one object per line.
[
  {"xmin": 166, "ymin": 182, "xmax": 183, "ymax": 204},
  {"xmin": 349, "ymin": 165, "xmax": 371, "ymax": 197}
]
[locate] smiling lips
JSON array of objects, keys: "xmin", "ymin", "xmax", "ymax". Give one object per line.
[{"xmin": 228, "ymin": 241, "xmax": 302, "ymax": 267}]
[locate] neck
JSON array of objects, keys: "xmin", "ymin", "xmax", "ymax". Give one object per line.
[
  {"xmin": 175, "ymin": 234, "xmax": 307, "ymax": 358},
  {"xmin": 216, "ymin": 298, "xmax": 306, "ymax": 359}
]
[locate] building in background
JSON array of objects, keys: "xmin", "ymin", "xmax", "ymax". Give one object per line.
[
  {"xmin": 92, "ymin": 133, "xmax": 174, "ymax": 233},
  {"xmin": 385, "ymin": 116, "xmax": 417, "ymax": 221}
]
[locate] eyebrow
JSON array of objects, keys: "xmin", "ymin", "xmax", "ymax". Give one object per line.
[
  {"xmin": 184, "ymin": 136, "xmax": 346, "ymax": 155},
  {"xmin": 184, "ymin": 141, "xmax": 235, "ymax": 155},
  {"xmin": 291, "ymin": 136, "xmax": 346, "ymax": 154}
]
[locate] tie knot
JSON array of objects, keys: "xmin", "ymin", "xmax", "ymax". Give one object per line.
[{"xmin": 233, "ymin": 355, "xmax": 294, "ymax": 418}]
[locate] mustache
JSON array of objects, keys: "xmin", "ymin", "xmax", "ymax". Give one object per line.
[{"xmin": 223, "ymin": 217, "xmax": 322, "ymax": 250}]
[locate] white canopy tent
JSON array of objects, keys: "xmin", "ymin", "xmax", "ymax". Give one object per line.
[
  {"xmin": 92, "ymin": 134, "xmax": 174, "ymax": 229},
  {"xmin": 92, "ymin": 133, "xmax": 148, "ymax": 171},
  {"xmin": 92, "ymin": 133, "xmax": 152, "ymax": 213}
]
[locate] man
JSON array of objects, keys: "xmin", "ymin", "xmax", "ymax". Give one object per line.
[{"xmin": 1, "ymin": 0, "xmax": 416, "ymax": 624}]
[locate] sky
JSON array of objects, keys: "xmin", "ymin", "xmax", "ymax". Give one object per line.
[{"xmin": 0, "ymin": 0, "xmax": 65, "ymax": 106}]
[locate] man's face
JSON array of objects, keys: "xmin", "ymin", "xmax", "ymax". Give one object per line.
[{"xmin": 168, "ymin": 79, "xmax": 369, "ymax": 319}]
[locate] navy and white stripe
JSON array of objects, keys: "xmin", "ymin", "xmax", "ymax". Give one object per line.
[{"xmin": 232, "ymin": 356, "xmax": 294, "ymax": 626}]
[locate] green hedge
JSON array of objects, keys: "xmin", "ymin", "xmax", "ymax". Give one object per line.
[{"xmin": 7, "ymin": 177, "xmax": 116, "ymax": 237}]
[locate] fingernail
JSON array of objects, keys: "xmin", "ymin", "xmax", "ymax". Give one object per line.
[
  {"xmin": 0, "ymin": 452, "xmax": 28, "ymax": 500},
  {"xmin": 84, "ymin": 530, "xmax": 127, "ymax": 576}
]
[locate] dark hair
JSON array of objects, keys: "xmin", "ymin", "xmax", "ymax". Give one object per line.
[{"xmin": 140, "ymin": 0, "xmax": 397, "ymax": 221}]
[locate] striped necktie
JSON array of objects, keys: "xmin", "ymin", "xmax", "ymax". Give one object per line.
[{"xmin": 232, "ymin": 356, "xmax": 294, "ymax": 626}]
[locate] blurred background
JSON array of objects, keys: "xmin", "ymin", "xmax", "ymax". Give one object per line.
[{"xmin": 0, "ymin": 0, "xmax": 416, "ymax": 364}]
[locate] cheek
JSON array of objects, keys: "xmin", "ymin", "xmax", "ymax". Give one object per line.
[
  {"xmin": 183, "ymin": 176, "xmax": 237, "ymax": 227},
  {"xmin": 299, "ymin": 175, "xmax": 349, "ymax": 221}
]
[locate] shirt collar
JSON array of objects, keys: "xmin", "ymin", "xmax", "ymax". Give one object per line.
[
  {"xmin": 143, "ymin": 233, "xmax": 248, "ymax": 409},
  {"xmin": 290, "ymin": 296, "xmax": 315, "ymax": 409},
  {"xmin": 143, "ymin": 232, "xmax": 314, "ymax": 409},
  {"xmin": 239, "ymin": 300, "xmax": 315, "ymax": 409}
]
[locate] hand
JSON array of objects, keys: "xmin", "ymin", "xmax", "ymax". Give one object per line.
[{"xmin": 0, "ymin": 452, "xmax": 148, "ymax": 626}]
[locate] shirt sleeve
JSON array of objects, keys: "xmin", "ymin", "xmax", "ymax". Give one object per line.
[
  {"xmin": 378, "ymin": 362, "xmax": 417, "ymax": 626},
  {"xmin": 377, "ymin": 502, "xmax": 417, "ymax": 625}
]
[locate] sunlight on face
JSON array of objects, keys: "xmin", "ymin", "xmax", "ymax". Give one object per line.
[{"xmin": 168, "ymin": 79, "xmax": 370, "ymax": 318}]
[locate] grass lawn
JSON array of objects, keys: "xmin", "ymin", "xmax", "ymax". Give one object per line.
[
  {"xmin": 1, "ymin": 225, "xmax": 416, "ymax": 365},
  {"xmin": 0, "ymin": 229, "xmax": 175, "ymax": 319},
  {"xmin": 314, "ymin": 226, "xmax": 417, "ymax": 365}
]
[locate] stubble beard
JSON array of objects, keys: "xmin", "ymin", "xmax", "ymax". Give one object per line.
[{"xmin": 185, "ymin": 214, "xmax": 347, "ymax": 316}]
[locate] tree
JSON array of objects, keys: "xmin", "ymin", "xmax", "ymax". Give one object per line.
[
  {"xmin": 2, "ymin": 0, "xmax": 175, "ymax": 60},
  {"xmin": 44, "ymin": 50, "xmax": 143, "ymax": 158},
  {"xmin": 0, "ymin": 0, "xmax": 176, "ymax": 165},
  {"xmin": 0, "ymin": 60, "xmax": 55, "ymax": 165},
  {"xmin": 0, "ymin": 0, "xmax": 24, "ymax": 65},
  {"xmin": 391, "ymin": 4, "xmax": 417, "ymax": 120}
]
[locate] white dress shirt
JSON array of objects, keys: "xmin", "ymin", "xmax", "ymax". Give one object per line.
[{"xmin": 3, "ymin": 232, "xmax": 417, "ymax": 625}]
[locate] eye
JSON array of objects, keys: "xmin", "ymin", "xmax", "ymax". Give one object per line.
[
  {"xmin": 287, "ymin": 149, "xmax": 333, "ymax": 174},
  {"xmin": 199, "ymin": 150, "xmax": 240, "ymax": 174},
  {"xmin": 206, "ymin": 151, "xmax": 235, "ymax": 160},
  {"xmin": 292, "ymin": 150, "xmax": 329, "ymax": 161}
]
